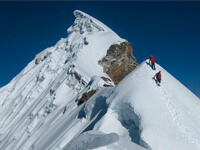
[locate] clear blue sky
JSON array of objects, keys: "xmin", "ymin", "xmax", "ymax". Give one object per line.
[{"xmin": 0, "ymin": 1, "xmax": 199, "ymax": 97}]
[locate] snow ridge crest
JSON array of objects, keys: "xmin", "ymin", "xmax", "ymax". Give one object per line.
[
  {"xmin": 67, "ymin": 10, "xmax": 118, "ymax": 36},
  {"xmin": 67, "ymin": 10, "xmax": 104, "ymax": 34}
]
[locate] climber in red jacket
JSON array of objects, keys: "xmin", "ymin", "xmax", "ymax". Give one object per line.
[
  {"xmin": 154, "ymin": 71, "xmax": 161, "ymax": 85},
  {"xmin": 149, "ymin": 55, "xmax": 156, "ymax": 70}
]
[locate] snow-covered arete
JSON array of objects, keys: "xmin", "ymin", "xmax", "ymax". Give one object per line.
[
  {"xmin": 0, "ymin": 10, "xmax": 199, "ymax": 150},
  {"xmin": 0, "ymin": 10, "xmax": 125, "ymax": 150},
  {"xmin": 91, "ymin": 60, "xmax": 200, "ymax": 150}
]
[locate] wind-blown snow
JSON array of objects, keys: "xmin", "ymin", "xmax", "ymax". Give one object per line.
[{"xmin": 0, "ymin": 10, "xmax": 199, "ymax": 150}]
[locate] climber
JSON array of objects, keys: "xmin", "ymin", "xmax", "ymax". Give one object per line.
[
  {"xmin": 149, "ymin": 55, "xmax": 156, "ymax": 70},
  {"xmin": 154, "ymin": 71, "xmax": 161, "ymax": 86}
]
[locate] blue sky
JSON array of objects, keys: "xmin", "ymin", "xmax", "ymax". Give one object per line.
[{"xmin": 0, "ymin": 1, "xmax": 199, "ymax": 97}]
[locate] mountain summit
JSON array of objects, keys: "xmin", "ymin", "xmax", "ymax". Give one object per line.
[
  {"xmin": 0, "ymin": 10, "xmax": 199, "ymax": 150},
  {"xmin": 0, "ymin": 10, "xmax": 138, "ymax": 150}
]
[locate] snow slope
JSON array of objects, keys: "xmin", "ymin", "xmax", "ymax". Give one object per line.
[
  {"xmin": 89, "ymin": 60, "xmax": 200, "ymax": 150},
  {"xmin": 0, "ymin": 9, "xmax": 200, "ymax": 150},
  {"xmin": 64, "ymin": 130, "xmax": 147, "ymax": 150},
  {"xmin": 0, "ymin": 10, "xmax": 126, "ymax": 150},
  {"xmin": 61, "ymin": 60, "xmax": 200, "ymax": 150}
]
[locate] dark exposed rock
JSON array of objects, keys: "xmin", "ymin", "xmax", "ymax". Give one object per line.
[
  {"xmin": 99, "ymin": 41, "xmax": 138, "ymax": 85},
  {"xmin": 35, "ymin": 52, "xmax": 52, "ymax": 65},
  {"xmin": 75, "ymin": 42, "xmax": 138, "ymax": 104},
  {"xmin": 75, "ymin": 90, "xmax": 97, "ymax": 105},
  {"xmin": 43, "ymin": 52, "xmax": 52, "ymax": 59},
  {"xmin": 101, "ymin": 77, "xmax": 113, "ymax": 87},
  {"xmin": 103, "ymin": 84, "xmax": 114, "ymax": 87},
  {"xmin": 35, "ymin": 58, "xmax": 42, "ymax": 65},
  {"xmin": 101, "ymin": 76, "xmax": 112, "ymax": 82}
]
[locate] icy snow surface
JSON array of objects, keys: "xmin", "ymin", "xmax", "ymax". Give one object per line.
[
  {"xmin": 95, "ymin": 60, "xmax": 200, "ymax": 150},
  {"xmin": 64, "ymin": 130, "xmax": 146, "ymax": 150},
  {"xmin": 0, "ymin": 10, "xmax": 200, "ymax": 150}
]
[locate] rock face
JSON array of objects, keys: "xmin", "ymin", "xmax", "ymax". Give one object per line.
[
  {"xmin": 76, "ymin": 90, "xmax": 97, "ymax": 105},
  {"xmin": 35, "ymin": 52, "xmax": 52, "ymax": 64},
  {"xmin": 99, "ymin": 42, "xmax": 138, "ymax": 85}
]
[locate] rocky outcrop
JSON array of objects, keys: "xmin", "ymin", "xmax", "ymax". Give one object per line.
[
  {"xmin": 35, "ymin": 52, "xmax": 52, "ymax": 65},
  {"xmin": 99, "ymin": 42, "xmax": 138, "ymax": 85},
  {"xmin": 76, "ymin": 90, "xmax": 97, "ymax": 105}
]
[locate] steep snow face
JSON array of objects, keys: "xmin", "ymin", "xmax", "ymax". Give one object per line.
[
  {"xmin": 90, "ymin": 60, "xmax": 200, "ymax": 150},
  {"xmin": 67, "ymin": 10, "xmax": 124, "ymax": 80},
  {"xmin": 64, "ymin": 130, "xmax": 146, "ymax": 150},
  {"xmin": 56, "ymin": 59, "xmax": 200, "ymax": 150},
  {"xmin": 0, "ymin": 9, "xmax": 199, "ymax": 150},
  {"xmin": 69, "ymin": 10, "xmax": 120, "ymax": 36},
  {"xmin": 0, "ymin": 10, "xmax": 125, "ymax": 150}
]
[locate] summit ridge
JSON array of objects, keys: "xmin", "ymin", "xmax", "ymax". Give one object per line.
[{"xmin": 0, "ymin": 10, "xmax": 199, "ymax": 150}]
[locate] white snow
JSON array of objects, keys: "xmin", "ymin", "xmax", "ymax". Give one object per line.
[
  {"xmin": 0, "ymin": 10, "xmax": 199, "ymax": 150},
  {"xmin": 93, "ymin": 60, "xmax": 200, "ymax": 150},
  {"xmin": 63, "ymin": 130, "xmax": 146, "ymax": 150}
]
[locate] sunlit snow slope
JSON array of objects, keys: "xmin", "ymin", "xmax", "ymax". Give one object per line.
[
  {"xmin": 79, "ymin": 60, "xmax": 200, "ymax": 150},
  {"xmin": 64, "ymin": 60, "xmax": 200, "ymax": 150},
  {"xmin": 0, "ymin": 10, "xmax": 126, "ymax": 150},
  {"xmin": 0, "ymin": 9, "xmax": 199, "ymax": 150}
]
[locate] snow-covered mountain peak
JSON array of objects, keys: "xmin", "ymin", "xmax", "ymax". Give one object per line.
[
  {"xmin": 1, "ymin": 10, "xmax": 199, "ymax": 150},
  {"xmin": 68, "ymin": 10, "xmax": 120, "ymax": 37},
  {"xmin": 70, "ymin": 10, "xmax": 104, "ymax": 33},
  {"xmin": 0, "ymin": 10, "xmax": 138, "ymax": 150}
]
